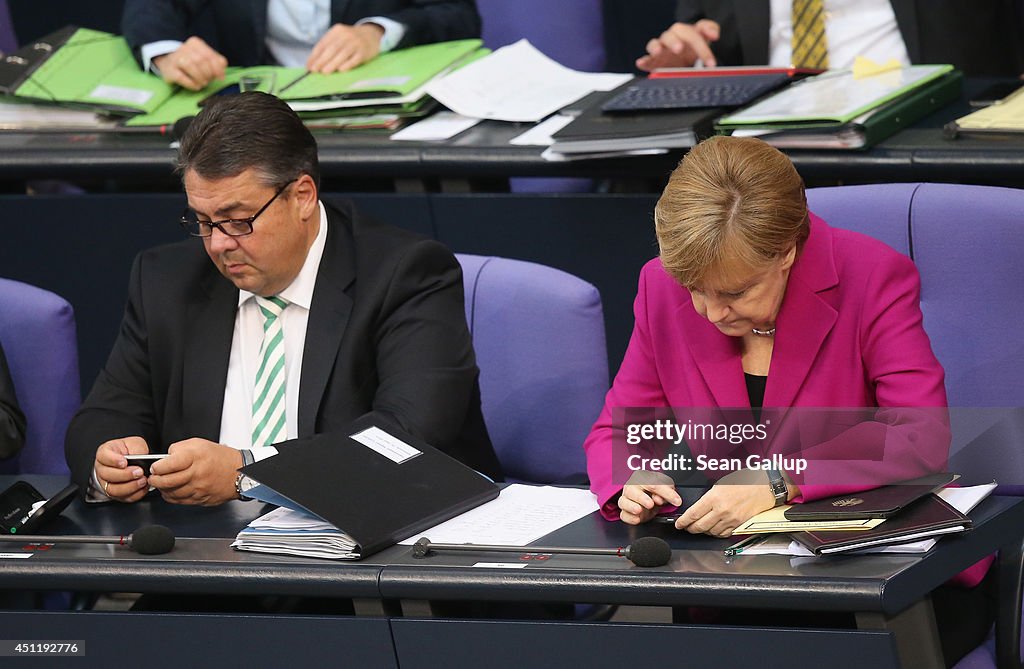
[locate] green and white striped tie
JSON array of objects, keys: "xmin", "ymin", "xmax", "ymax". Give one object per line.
[{"xmin": 252, "ymin": 296, "xmax": 288, "ymax": 448}]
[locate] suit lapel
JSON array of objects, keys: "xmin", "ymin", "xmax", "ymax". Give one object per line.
[
  {"xmin": 298, "ymin": 209, "xmax": 355, "ymax": 437},
  {"xmin": 888, "ymin": 0, "xmax": 920, "ymax": 63},
  {"xmin": 735, "ymin": 0, "xmax": 771, "ymax": 64},
  {"xmin": 331, "ymin": 0, "xmax": 352, "ymax": 24},
  {"xmin": 682, "ymin": 306, "xmax": 750, "ymax": 407},
  {"xmin": 765, "ymin": 215, "xmax": 838, "ymax": 408},
  {"xmin": 183, "ymin": 272, "xmax": 238, "ymax": 440}
]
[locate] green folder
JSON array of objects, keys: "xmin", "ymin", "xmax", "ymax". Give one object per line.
[
  {"xmin": 717, "ymin": 70, "xmax": 962, "ymax": 150},
  {"xmin": 717, "ymin": 64, "xmax": 954, "ymax": 128},
  {"xmin": 0, "ymin": 25, "xmax": 484, "ymax": 127}
]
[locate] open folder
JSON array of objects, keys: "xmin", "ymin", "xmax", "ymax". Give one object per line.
[
  {"xmin": 234, "ymin": 419, "xmax": 499, "ymax": 560},
  {"xmin": 0, "ymin": 26, "xmax": 483, "ymax": 125}
]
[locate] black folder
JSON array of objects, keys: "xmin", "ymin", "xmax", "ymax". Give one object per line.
[
  {"xmin": 791, "ymin": 493, "xmax": 971, "ymax": 555},
  {"xmin": 784, "ymin": 472, "xmax": 956, "ymax": 521},
  {"xmin": 240, "ymin": 418, "xmax": 499, "ymax": 559}
]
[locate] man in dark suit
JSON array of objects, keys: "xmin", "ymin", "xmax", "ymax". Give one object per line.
[
  {"xmin": 638, "ymin": 0, "xmax": 1024, "ymax": 77},
  {"xmin": 123, "ymin": 0, "xmax": 481, "ymax": 90},
  {"xmin": 65, "ymin": 92, "xmax": 500, "ymax": 505},
  {"xmin": 0, "ymin": 342, "xmax": 26, "ymax": 460}
]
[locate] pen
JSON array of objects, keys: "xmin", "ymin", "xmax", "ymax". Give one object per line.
[{"xmin": 723, "ymin": 535, "xmax": 762, "ymax": 557}]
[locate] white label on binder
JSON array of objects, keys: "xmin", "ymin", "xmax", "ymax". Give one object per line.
[
  {"xmin": 472, "ymin": 562, "xmax": 528, "ymax": 569},
  {"xmin": 0, "ymin": 553, "xmax": 33, "ymax": 559},
  {"xmin": 88, "ymin": 85, "xmax": 153, "ymax": 106},
  {"xmin": 351, "ymin": 426, "xmax": 421, "ymax": 464}
]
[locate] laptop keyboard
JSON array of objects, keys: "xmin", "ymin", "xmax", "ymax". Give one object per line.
[{"xmin": 601, "ymin": 74, "xmax": 790, "ymax": 112}]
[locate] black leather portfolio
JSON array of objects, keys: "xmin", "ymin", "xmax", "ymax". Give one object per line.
[
  {"xmin": 792, "ymin": 493, "xmax": 971, "ymax": 555},
  {"xmin": 784, "ymin": 472, "xmax": 956, "ymax": 521},
  {"xmin": 241, "ymin": 418, "xmax": 499, "ymax": 559}
]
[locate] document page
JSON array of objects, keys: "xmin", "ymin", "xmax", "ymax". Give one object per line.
[
  {"xmin": 398, "ymin": 484, "xmax": 599, "ymax": 546},
  {"xmin": 426, "ymin": 40, "xmax": 630, "ymax": 122}
]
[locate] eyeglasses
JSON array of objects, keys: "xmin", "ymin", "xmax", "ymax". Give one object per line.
[{"xmin": 180, "ymin": 180, "xmax": 296, "ymax": 238}]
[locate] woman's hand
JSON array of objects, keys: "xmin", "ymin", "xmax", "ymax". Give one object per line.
[
  {"xmin": 674, "ymin": 483, "xmax": 775, "ymax": 537},
  {"xmin": 618, "ymin": 470, "xmax": 683, "ymax": 524}
]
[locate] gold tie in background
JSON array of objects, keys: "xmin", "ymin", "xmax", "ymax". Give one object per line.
[{"xmin": 791, "ymin": 0, "xmax": 829, "ymax": 69}]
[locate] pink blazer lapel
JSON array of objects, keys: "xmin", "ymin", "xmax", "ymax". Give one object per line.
[
  {"xmin": 765, "ymin": 213, "xmax": 839, "ymax": 408},
  {"xmin": 678, "ymin": 303, "xmax": 750, "ymax": 408}
]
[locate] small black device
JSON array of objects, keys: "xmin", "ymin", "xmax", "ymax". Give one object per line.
[
  {"xmin": 125, "ymin": 454, "xmax": 168, "ymax": 477},
  {"xmin": 0, "ymin": 481, "xmax": 78, "ymax": 534}
]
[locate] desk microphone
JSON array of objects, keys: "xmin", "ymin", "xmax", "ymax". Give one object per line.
[
  {"xmin": 0, "ymin": 524, "xmax": 176, "ymax": 555},
  {"xmin": 411, "ymin": 536, "xmax": 672, "ymax": 568}
]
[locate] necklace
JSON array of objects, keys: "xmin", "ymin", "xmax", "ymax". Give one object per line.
[{"xmin": 751, "ymin": 327, "xmax": 776, "ymax": 337}]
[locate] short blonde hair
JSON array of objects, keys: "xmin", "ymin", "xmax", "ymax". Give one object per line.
[{"xmin": 654, "ymin": 136, "xmax": 809, "ymax": 288}]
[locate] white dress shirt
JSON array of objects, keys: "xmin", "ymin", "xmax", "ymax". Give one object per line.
[
  {"xmin": 767, "ymin": 0, "xmax": 910, "ymax": 69},
  {"xmin": 219, "ymin": 200, "xmax": 328, "ymax": 460}
]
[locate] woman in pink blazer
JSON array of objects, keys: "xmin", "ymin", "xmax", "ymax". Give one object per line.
[
  {"xmin": 583, "ymin": 136, "xmax": 988, "ymax": 666},
  {"xmin": 586, "ymin": 135, "xmax": 949, "ymax": 528}
]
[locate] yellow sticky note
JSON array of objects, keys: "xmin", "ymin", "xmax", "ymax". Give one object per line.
[{"xmin": 852, "ymin": 56, "xmax": 902, "ymax": 79}]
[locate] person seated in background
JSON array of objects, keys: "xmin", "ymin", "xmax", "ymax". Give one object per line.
[
  {"xmin": 65, "ymin": 91, "xmax": 501, "ymax": 506},
  {"xmin": 582, "ymin": 136, "xmax": 990, "ymax": 667},
  {"xmin": 0, "ymin": 341, "xmax": 26, "ymax": 460},
  {"xmin": 638, "ymin": 0, "xmax": 1024, "ymax": 76},
  {"xmin": 123, "ymin": 0, "xmax": 481, "ymax": 90}
]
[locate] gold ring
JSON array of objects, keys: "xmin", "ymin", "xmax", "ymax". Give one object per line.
[{"xmin": 102, "ymin": 479, "xmax": 110, "ymax": 495}]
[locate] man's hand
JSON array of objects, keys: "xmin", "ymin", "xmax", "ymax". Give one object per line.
[
  {"xmin": 152, "ymin": 36, "xmax": 228, "ymax": 91},
  {"xmin": 148, "ymin": 438, "xmax": 243, "ymax": 506},
  {"xmin": 307, "ymin": 23, "xmax": 383, "ymax": 73},
  {"xmin": 674, "ymin": 482, "xmax": 774, "ymax": 537},
  {"xmin": 94, "ymin": 436, "xmax": 150, "ymax": 503},
  {"xmin": 636, "ymin": 20, "xmax": 720, "ymax": 72}
]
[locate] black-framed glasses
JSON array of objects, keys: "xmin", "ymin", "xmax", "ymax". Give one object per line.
[{"xmin": 180, "ymin": 179, "xmax": 296, "ymax": 238}]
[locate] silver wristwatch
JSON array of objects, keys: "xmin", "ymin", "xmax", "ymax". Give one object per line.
[{"xmin": 767, "ymin": 468, "xmax": 788, "ymax": 506}]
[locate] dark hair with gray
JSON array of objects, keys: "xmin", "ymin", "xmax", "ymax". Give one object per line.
[{"xmin": 176, "ymin": 92, "xmax": 320, "ymax": 190}]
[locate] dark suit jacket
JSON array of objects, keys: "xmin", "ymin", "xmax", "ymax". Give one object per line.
[
  {"xmin": 675, "ymin": 0, "xmax": 1024, "ymax": 76},
  {"xmin": 65, "ymin": 199, "xmax": 501, "ymax": 490},
  {"xmin": 0, "ymin": 342, "xmax": 26, "ymax": 460},
  {"xmin": 123, "ymin": 0, "xmax": 481, "ymax": 67}
]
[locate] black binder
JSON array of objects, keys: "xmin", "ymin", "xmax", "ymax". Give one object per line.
[
  {"xmin": 791, "ymin": 493, "xmax": 971, "ymax": 555},
  {"xmin": 241, "ymin": 418, "xmax": 499, "ymax": 559},
  {"xmin": 784, "ymin": 472, "xmax": 956, "ymax": 521}
]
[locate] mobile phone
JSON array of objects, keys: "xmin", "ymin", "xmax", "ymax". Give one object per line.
[
  {"xmin": 125, "ymin": 453, "xmax": 168, "ymax": 477},
  {"xmin": 968, "ymin": 82, "xmax": 1023, "ymax": 108},
  {"xmin": 0, "ymin": 481, "xmax": 46, "ymax": 534}
]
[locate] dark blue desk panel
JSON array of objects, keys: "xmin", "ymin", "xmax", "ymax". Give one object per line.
[
  {"xmin": 389, "ymin": 619, "xmax": 899, "ymax": 669},
  {"xmin": 3, "ymin": 612, "xmax": 397, "ymax": 668}
]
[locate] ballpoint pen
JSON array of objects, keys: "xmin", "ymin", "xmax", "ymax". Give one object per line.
[{"xmin": 723, "ymin": 534, "xmax": 763, "ymax": 556}]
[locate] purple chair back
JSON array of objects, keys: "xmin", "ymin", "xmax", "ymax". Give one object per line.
[
  {"xmin": 0, "ymin": 0, "xmax": 16, "ymax": 54},
  {"xmin": 477, "ymin": 0, "xmax": 605, "ymax": 72},
  {"xmin": 809, "ymin": 183, "xmax": 1024, "ymax": 491},
  {"xmin": 476, "ymin": 0, "xmax": 604, "ymax": 194},
  {"xmin": 456, "ymin": 254, "xmax": 608, "ymax": 483},
  {"xmin": 0, "ymin": 278, "xmax": 79, "ymax": 474},
  {"xmin": 808, "ymin": 184, "xmax": 1024, "ymax": 668}
]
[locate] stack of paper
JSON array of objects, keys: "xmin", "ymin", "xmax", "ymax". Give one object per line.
[
  {"xmin": 232, "ymin": 506, "xmax": 358, "ymax": 560},
  {"xmin": 947, "ymin": 87, "xmax": 1024, "ymax": 136}
]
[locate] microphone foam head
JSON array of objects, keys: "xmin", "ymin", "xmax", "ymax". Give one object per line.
[
  {"xmin": 627, "ymin": 536, "xmax": 671, "ymax": 567},
  {"xmin": 131, "ymin": 525, "xmax": 176, "ymax": 555}
]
